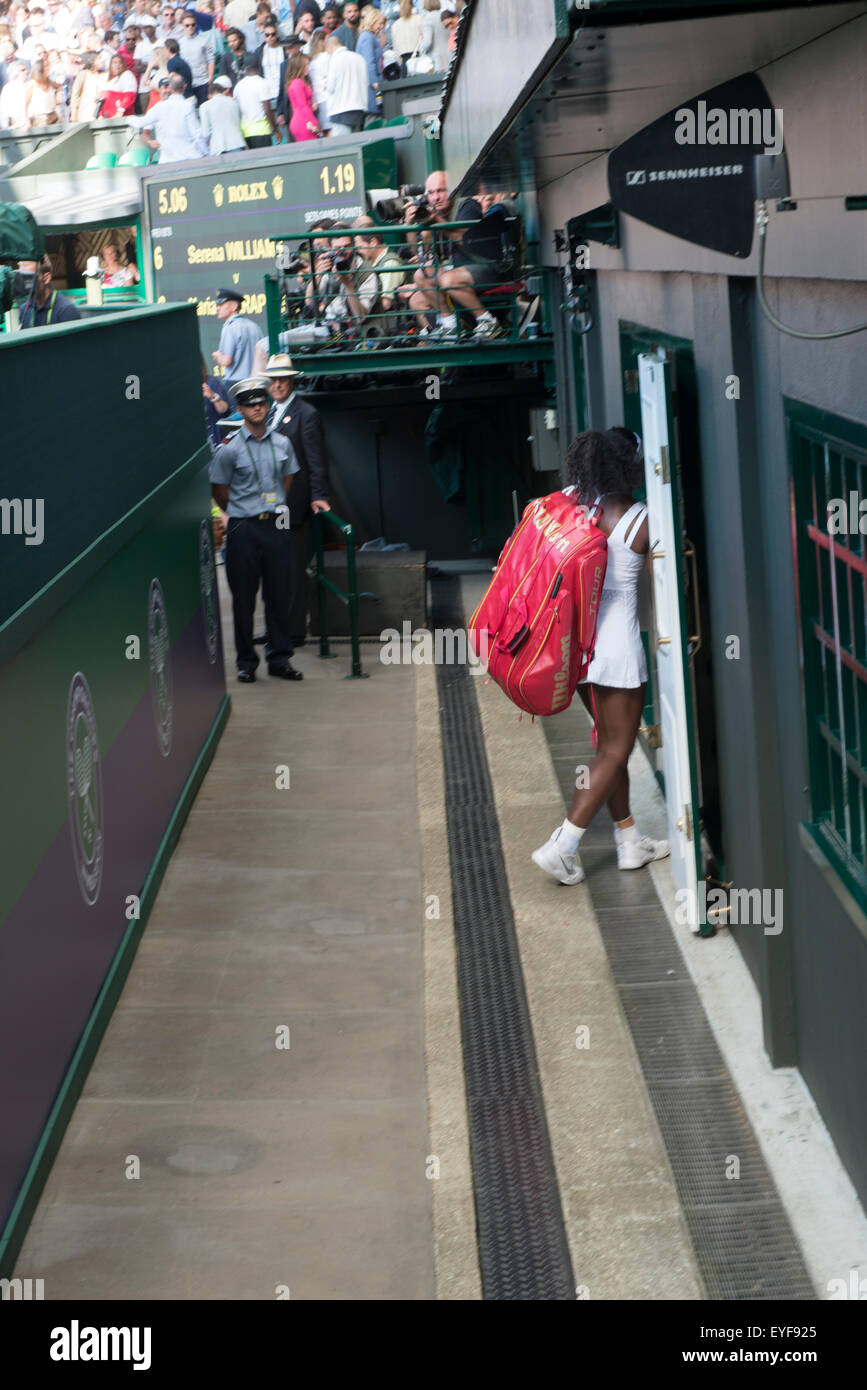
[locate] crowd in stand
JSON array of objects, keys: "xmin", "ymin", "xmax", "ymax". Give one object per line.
[{"xmin": 0, "ymin": 0, "xmax": 463, "ymax": 138}]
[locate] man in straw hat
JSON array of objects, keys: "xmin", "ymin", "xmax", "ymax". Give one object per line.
[
  {"xmin": 256, "ymin": 352, "xmax": 330, "ymax": 648},
  {"xmin": 209, "ymin": 376, "xmax": 303, "ymax": 682}
]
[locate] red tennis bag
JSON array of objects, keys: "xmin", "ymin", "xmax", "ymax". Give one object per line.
[{"xmin": 468, "ymin": 491, "xmax": 607, "ymax": 716}]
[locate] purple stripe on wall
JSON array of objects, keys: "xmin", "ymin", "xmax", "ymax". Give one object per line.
[{"xmin": 0, "ymin": 604, "xmax": 226, "ymax": 1229}]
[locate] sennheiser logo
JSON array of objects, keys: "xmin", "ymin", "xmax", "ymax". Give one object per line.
[
  {"xmin": 66, "ymin": 672, "xmax": 104, "ymax": 907},
  {"xmin": 626, "ymin": 170, "xmax": 646, "ymax": 186},
  {"xmin": 49, "ymin": 1321, "xmax": 151, "ymax": 1371}
]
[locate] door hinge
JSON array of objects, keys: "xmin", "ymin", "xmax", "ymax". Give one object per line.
[
  {"xmin": 676, "ymin": 804, "xmax": 694, "ymax": 840},
  {"xmin": 660, "ymin": 444, "xmax": 670, "ymax": 483},
  {"xmin": 624, "ymin": 369, "xmax": 638, "ymax": 395}
]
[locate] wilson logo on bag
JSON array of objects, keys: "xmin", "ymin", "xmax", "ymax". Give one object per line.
[{"xmin": 468, "ymin": 491, "xmax": 607, "ymax": 716}]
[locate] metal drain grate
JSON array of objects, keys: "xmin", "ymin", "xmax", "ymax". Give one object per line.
[
  {"xmin": 431, "ymin": 577, "xmax": 575, "ymax": 1301},
  {"xmin": 543, "ymin": 704, "xmax": 815, "ymax": 1300}
]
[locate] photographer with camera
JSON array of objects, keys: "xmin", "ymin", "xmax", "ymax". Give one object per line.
[
  {"xmin": 351, "ymin": 215, "xmax": 406, "ymax": 334},
  {"xmin": 397, "ymin": 168, "xmax": 452, "ymax": 328},
  {"xmin": 258, "ymin": 225, "xmax": 379, "ymax": 352},
  {"xmin": 398, "ymin": 174, "xmax": 518, "ymax": 339}
]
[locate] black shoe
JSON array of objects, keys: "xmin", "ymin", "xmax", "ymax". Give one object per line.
[
  {"xmin": 253, "ymin": 632, "xmax": 267, "ymax": 644},
  {"xmin": 269, "ymin": 662, "xmax": 303, "ymax": 680},
  {"xmin": 289, "ymin": 636, "xmax": 307, "ymax": 648},
  {"xmin": 238, "ymin": 669, "xmax": 256, "ymax": 683}
]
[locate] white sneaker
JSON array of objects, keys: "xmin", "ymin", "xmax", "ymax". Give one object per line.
[
  {"xmin": 532, "ymin": 827, "xmax": 585, "ymax": 885},
  {"xmin": 474, "ymin": 312, "xmax": 506, "ymax": 339},
  {"xmin": 616, "ymin": 833, "xmax": 670, "ymax": 870}
]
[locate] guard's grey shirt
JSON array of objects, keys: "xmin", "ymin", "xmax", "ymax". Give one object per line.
[
  {"xmin": 209, "ymin": 423, "xmax": 300, "ymax": 518},
  {"xmin": 218, "ymin": 312, "xmax": 261, "ymax": 384}
]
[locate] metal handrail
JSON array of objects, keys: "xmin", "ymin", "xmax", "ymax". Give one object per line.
[{"xmin": 313, "ymin": 508, "xmax": 374, "ymax": 680}]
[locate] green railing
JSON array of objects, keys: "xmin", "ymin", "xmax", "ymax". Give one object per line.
[
  {"xmin": 314, "ymin": 508, "xmax": 373, "ymax": 680},
  {"xmin": 264, "ymin": 217, "xmax": 551, "ymax": 374}
]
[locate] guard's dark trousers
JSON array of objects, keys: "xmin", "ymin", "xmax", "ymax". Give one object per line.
[{"xmin": 225, "ymin": 515, "xmax": 293, "ymax": 672}]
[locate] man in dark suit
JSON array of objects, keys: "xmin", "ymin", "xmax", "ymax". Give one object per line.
[{"xmin": 262, "ymin": 353, "xmax": 330, "ymax": 646}]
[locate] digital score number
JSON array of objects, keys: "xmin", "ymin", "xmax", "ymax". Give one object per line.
[
  {"xmin": 319, "ymin": 162, "xmax": 356, "ymax": 197},
  {"xmin": 156, "ymin": 185, "xmax": 188, "ymax": 215}
]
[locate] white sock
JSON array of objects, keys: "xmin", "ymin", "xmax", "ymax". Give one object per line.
[
  {"xmin": 476, "ymin": 309, "xmax": 496, "ymax": 326},
  {"xmin": 615, "ymin": 821, "xmax": 640, "ymax": 844},
  {"xmin": 439, "ymin": 313, "xmax": 457, "ymax": 330},
  {"xmin": 558, "ymin": 819, "xmax": 585, "ymax": 855}
]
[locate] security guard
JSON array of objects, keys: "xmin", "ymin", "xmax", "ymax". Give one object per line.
[
  {"xmin": 212, "ymin": 288, "xmax": 261, "ymax": 389},
  {"xmin": 209, "ymin": 377, "xmax": 303, "ymax": 682}
]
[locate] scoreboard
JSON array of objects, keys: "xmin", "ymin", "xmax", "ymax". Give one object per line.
[{"xmin": 142, "ymin": 151, "xmax": 366, "ymax": 367}]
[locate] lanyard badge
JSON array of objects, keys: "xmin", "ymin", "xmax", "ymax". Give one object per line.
[{"xmin": 243, "ymin": 432, "xmax": 281, "ymax": 508}]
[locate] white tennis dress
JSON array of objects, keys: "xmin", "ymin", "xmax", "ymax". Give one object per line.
[{"xmin": 580, "ymin": 499, "xmax": 648, "ymax": 689}]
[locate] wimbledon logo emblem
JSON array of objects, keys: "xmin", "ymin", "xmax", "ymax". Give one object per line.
[
  {"xmin": 66, "ymin": 672, "xmax": 104, "ymax": 907},
  {"xmin": 199, "ymin": 520, "xmax": 219, "ymax": 665},
  {"xmin": 149, "ymin": 578, "xmax": 173, "ymax": 757}
]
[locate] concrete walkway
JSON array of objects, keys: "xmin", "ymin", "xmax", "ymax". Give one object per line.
[
  {"xmin": 15, "ymin": 577, "xmax": 434, "ymax": 1300},
  {"xmin": 17, "ymin": 571, "xmax": 865, "ymax": 1300}
]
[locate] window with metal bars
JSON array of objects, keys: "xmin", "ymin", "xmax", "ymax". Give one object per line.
[{"xmin": 789, "ymin": 398, "xmax": 867, "ymax": 908}]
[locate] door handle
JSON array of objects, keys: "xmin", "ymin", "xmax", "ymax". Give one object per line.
[{"xmin": 684, "ymin": 538, "xmax": 702, "ymax": 653}]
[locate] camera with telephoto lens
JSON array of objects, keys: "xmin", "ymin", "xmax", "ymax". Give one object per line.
[
  {"xmin": 276, "ymin": 247, "xmax": 307, "ymax": 275},
  {"xmin": 374, "ymin": 184, "xmax": 430, "ymax": 223},
  {"xmin": 0, "ymin": 267, "xmax": 36, "ymax": 313}
]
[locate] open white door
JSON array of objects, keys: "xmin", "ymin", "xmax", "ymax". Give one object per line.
[{"xmin": 638, "ymin": 349, "xmax": 704, "ymax": 931}]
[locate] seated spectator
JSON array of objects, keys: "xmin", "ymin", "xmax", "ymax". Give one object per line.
[
  {"xmin": 99, "ymin": 50, "xmax": 137, "ymax": 113},
  {"xmin": 100, "ymin": 239, "xmax": 140, "ymax": 285}
]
